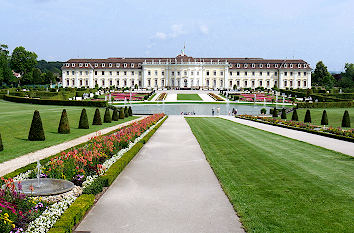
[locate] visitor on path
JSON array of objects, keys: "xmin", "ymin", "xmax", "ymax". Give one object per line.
[
  {"xmin": 216, "ymin": 107, "xmax": 220, "ymax": 115},
  {"xmin": 212, "ymin": 108, "xmax": 215, "ymax": 116},
  {"xmin": 235, "ymin": 108, "xmax": 238, "ymax": 115},
  {"xmin": 232, "ymin": 108, "xmax": 236, "ymax": 115}
]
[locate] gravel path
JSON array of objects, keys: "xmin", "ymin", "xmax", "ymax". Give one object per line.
[
  {"xmin": 0, "ymin": 117, "xmax": 145, "ymax": 177},
  {"xmin": 220, "ymin": 116, "xmax": 354, "ymax": 157},
  {"xmin": 76, "ymin": 116, "xmax": 244, "ymax": 233}
]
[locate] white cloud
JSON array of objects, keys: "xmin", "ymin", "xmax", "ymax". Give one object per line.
[
  {"xmin": 154, "ymin": 32, "xmax": 167, "ymax": 40},
  {"xmin": 169, "ymin": 24, "xmax": 185, "ymax": 38},
  {"xmin": 199, "ymin": 24, "xmax": 209, "ymax": 34}
]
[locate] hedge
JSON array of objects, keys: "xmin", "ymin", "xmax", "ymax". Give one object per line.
[
  {"xmin": 297, "ymin": 101, "xmax": 354, "ymax": 108},
  {"xmin": 47, "ymin": 194, "xmax": 95, "ymax": 233},
  {"xmin": 3, "ymin": 95, "xmax": 108, "ymax": 107}
]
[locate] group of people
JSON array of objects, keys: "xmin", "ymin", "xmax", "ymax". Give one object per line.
[
  {"xmin": 180, "ymin": 112, "xmax": 196, "ymax": 115},
  {"xmin": 211, "ymin": 107, "xmax": 238, "ymax": 116}
]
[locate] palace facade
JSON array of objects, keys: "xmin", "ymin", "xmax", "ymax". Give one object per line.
[{"xmin": 61, "ymin": 54, "xmax": 311, "ymax": 89}]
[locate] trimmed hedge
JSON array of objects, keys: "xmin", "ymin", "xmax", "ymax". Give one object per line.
[
  {"xmin": 291, "ymin": 109, "xmax": 299, "ymax": 121},
  {"xmin": 47, "ymin": 194, "xmax": 95, "ymax": 233},
  {"xmin": 83, "ymin": 176, "xmax": 105, "ymax": 195},
  {"xmin": 304, "ymin": 110, "xmax": 312, "ymax": 123},
  {"xmin": 103, "ymin": 108, "xmax": 112, "ymax": 123},
  {"xmin": 28, "ymin": 110, "xmax": 45, "ymax": 141},
  {"xmin": 3, "ymin": 95, "xmax": 108, "ymax": 107},
  {"xmin": 342, "ymin": 110, "xmax": 351, "ymax": 128},
  {"xmin": 0, "ymin": 132, "xmax": 3, "ymax": 151},
  {"xmin": 78, "ymin": 109, "xmax": 89, "ymax": 129},
  {"xmin": 297, "ymin": 101, "xmax": 354, "ymax": 108},
  {"xmin": 92, "ymin": 108, "xmax": 102, "ymax": 125},
  {"xmin": 321, "ymin": 110, "xmax": 328, "ymax": 126},
  {"xmin": 58, "ymin": 109, "xmax": 70, "ymax": 134}
]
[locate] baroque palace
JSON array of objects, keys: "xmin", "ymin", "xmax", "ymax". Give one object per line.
[{"xmin": 61, "ymin": 53, "xmax": 311, "ymax": 89}]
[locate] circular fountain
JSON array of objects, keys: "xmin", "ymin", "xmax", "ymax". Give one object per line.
[{"xmin": 13, "ymin": 161, "xmax": 75, "ymax": 196}]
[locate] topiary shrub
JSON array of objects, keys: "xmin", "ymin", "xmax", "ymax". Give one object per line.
[
  {"xmin": 119, "ymin": 108, "xmax": 125, "ymax": 119},
  {"xmin": 92, "ymin": 108, "xmax": 102, "ymax": 125},
  {"xmin": 341, "ymin": 110, "xmax": 350, "ymax": 128},
  {"xmin": 124, "ymin": 106, "xmax": 129, "ymax": 117},
  {"xmin": 281, "ymin": 108, "xmax": 287, "ymax": 119},
  {"xmin": 112, "ymin": 108, "xmax": 119, "ymax": 121},
  {"xmin": 291, "ymin": 109, "xmax": 299, "ymax": 121},
  {"xmin": 28, "ymin": 110, "xmax": 45, "ymax": 141},
  {"xmin": 272, "ymin": 107, "xmax": 278, "ymax": 117},
  {"xmin": 304, "ymin": 109, "xmax": 312, "ymax": 123},
  {"xmin": 58, "ymin": 109, "xmax": 70, "ymax": 134},
  {"xmin": 260, "ymin": 108, "xmax": 266, "ymax": 114},
  {"xmin": 0, "ymin": 132, "xmax": 3, "ymax": 151},
  {"xmin": 270, "ymin": 108, "xmax": 273, "ymax": 115},
  {"xmin": 79, "ymin": 108, "xmax": 89, "ymax": 129},
  {"xmin": 128, "ymin": 106, "xmax": 133, "ymax": 116},
  {"xmin": 104, "ymin": 108, "xmax": 112, "ymax": 123},
  {"xmin": 321, "ymin": 110, "xmax": 328, "ymax": 126}
]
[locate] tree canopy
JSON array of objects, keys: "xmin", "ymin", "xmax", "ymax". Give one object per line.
[{"xmin": 312, "ymin": 61, "xmax": 336, "ymax": 89}]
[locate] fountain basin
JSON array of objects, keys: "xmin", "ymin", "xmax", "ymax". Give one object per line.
[{"xmin": 13, "ymin": 178, "xmax": 75, "ymax": 196}]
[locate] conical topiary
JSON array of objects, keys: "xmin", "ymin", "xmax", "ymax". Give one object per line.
[
  {"xmin": 341, "ymin": 110, "xmax": 350, "ymax": 128},
  {"xmin": 124, "ymin": 106, "xmax": 129, "ymax": 117},
  {"xmin": 0, "ymin": 132, "xmax": 3, "ymax": 151},
  {"xmin": 112, "ymin": 108, "xmax": 119, "ymax": 121},
  {"xmin": 291, "ymin": 109, "xmax": 299, "ymax": 121},
  {"xmin": 79, "ymin": 108, "xmax": 89, "ymax": 129},
  {"xmin": 104, "ymin": 108, "xmax": 112, "ymax": 123},
  {"xmin": 321, "ymin": 110, "xmax": 328, "ymax": 126},
  {"xmin": 28, "ymin": 110, "xmax": 45, "ymax": 141},
  {"xmin": 119, "ymin": 108, "xmax": 125, "ymax": 119},
  {"xmin": 272, "ymin": 107, "xmax": 278, "ymax": 117},
  {"xmin": 92, "ymin": 108, "xmax": 102, "ymax": 125},
  {"xmin": 128, "ymin": 106, "xmax": 133, "ymax": 116},
  {"xmin": 304, "ymin": 109, "xmax": 311, "ymax": 123},
  {"xmin": 58, "ymin": 109, "xmax": 70, "ymax": 134},
  {"xmin": 281, "ymin": 108, "xmax": 287, "ymax": 120}
]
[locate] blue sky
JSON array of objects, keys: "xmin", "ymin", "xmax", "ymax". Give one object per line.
[{"xmin": 1, "ymin": 0, "xmax": 353, "ymax": 71}]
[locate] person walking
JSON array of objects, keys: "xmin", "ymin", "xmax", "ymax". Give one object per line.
[{"xmin": 212, "ymin": 108, "xmax": 215, "ymax": 116}]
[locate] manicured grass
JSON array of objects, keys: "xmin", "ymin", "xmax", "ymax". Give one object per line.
[
  {"xmin": 177, "ymin": 94, "xmax": 202, "ymax": 101},
  {"xmin": 287, "ymin": 108, "xmax": 354, "ymax": 128},
  {"xmin": 0, "ymin": 100, "xmax": 138, "ymax": 163},
  {"xmin": 185, "ymin": 117, "xmax": 354, "ymax": 232}
]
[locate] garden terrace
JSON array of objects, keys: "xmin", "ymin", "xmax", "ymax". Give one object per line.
[{"xmin": 176, "ymin": 94, "xmax": 202, "ymax": 101}]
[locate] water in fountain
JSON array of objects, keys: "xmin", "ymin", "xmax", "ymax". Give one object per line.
[{"xmin": 35, "ymin": 160, "xmax": 41, "ymax": 187}]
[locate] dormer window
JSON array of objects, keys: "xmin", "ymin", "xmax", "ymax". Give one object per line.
[
  {"xmin": 66, "ymin": 63, "xmax": 69, "ymax": 67},
  {"xmin": 124, "ymin": 63, "xmax": 127, "ymax": 68},
  {"xmin": 131, "ymin": 63, "xmax": 134, "ymax": 68},
  {"xmin": 259, "ymin": 64, "xmax": 263, "ymax": 68},
  {"xmin": 116, "ymin": 63, "xmax": 120, "ymax": 67},
  {"xmin": 290, "ymin": 64, "xmax": 293, "ymax": 68},
  {"xmin": 284, "ymin": 64, "xmax": 288, "ymax": 68},
  {"xmin": 298, "ymin": 64, "xmax": 302, "ymax": 68},
  {"xmin": 237, "ymin": 63, "xmax": 240, "ymax": 68},
  {"xmin": 267, "ymin": 63, "xmax": 270, "ymax": 68},
  {"xmin": 304, "ymin": 64, "xmax": 307, "ymax": 68},
  {"xmin": 244, "ymin": 64, "xmax": 248, "ymax": 68},
  {"xmin": 138, "ymin": 63, "xmax": 141, "ymax": 67},
  {"xmin": 72, "ymin": 63, "xmax": 75, "ymax": 67},
  {"xmin": 252, "ymin": 64, "xmax": 255, "ymax": 68},
  {"xmin": 79, "ymin": 63, "xmax": 83, "ymax": 67},
  {"xmin": 102, "ymin": 63, "xmax": 105, "ymax": 67},
  {"xmin": 275, "ymin": 64, "xmax": 279, "ymax": 68},
  {"xmin": 85, "ymin": 63, "xmax": 88, "ymax": 67},
  {"xmin": 109, "ymin": 63, "xmax": 112, "ymax": 67},
  {"xmin": 95, "ymin": 63, "xmax": 98, "ymax": 67}
]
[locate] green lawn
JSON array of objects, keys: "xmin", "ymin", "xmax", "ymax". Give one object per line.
[
  {"xmin": 186, "ymin": 117, "xmax": 354, "ymax": 232},
  {"xmin": 177, "ymin": 94, "xmax": 202, "ymax": 101},
  {"xmin": 0, "ymin": 100, "xmax": 138, "ymax": 163},
  {"xmin": 287, "ymin": 108, "xmax": 354, "ymax": 128}
]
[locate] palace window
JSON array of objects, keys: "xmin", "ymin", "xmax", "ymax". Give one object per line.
[
  {"xmin": 220, "ymin": 71, "xmax": 223, "ymax": 75},
  {"xmin": 85, "ymin": 71, "xmax": 88, "ymax": 75},
  {"xmin": 245, "ymin": 72, "xmax": 248, "ymax": 76},
  {"xmin": 102, "ymin": 63, "xmax": 105, "ymax": 67},
  {"xmin": 116, "ymin": 63, "xmax": 120, "ymax": 67},
  {"xmin": 95, "ymin": 71, "xmax": 97, "ymax": 75},
  {"xmin": 267, "ymin": 64, "xmax": 270, "ymax": 68},
  {"xmin": 229, "ymin": 80, "xmax": 232, "ymax": 87},
  {"xmin": 191, "ymin": 71, "xmax": 194, "ymax": 75},
  {"xmin": 132, "ymin": 71, "xmax": 134, "ymax": 75},
  {"xmin": 66, "ymin": 63, "xmax": 69, "ymax": 67},
  {"xmin": 260, "ymin": 64, "xmax": 263, "ymax": 68},
  {"xmin": 102, "ymin": 71, "xmax": 105, "ymax": 75},
  {"xmin": 84, "ymin": 63, "xmax": 88, "ymax": 67},
  {"xmin": 267, "ymin": 80, "xmax": 270, "ymax": 87},
  {"xmin": 80, "ymin": 71, "xmax": 82, "ymax": 75},
  {"xmin": 139, "ymin": 71, "xmax": 141, "ymax": 75},
  {"xmin": 79, "ymin": 63, "xmax": 83, "ymax": 67},
  {"xmin": 110, "ymin": 80, "xmax": 113, "ymax": 86},
  {"xmin": 148, "ymin": 71, "xmax": 151, "ymax": 75},
  {"xmin": 124, "ymin": 80, "xmax": 127, "ymax": 86},
  {"xmin": 117, "ymin": 71, "xmax": 119, "ymax": 75},
  {"xmin": 244, "ymin": 80, "xmax": 248, "ymax": 86},
  {"xmin": 298, "ymin": 80, "xmax": 301, "ymax": 86},
  {"xmin": 284, "ymin": 64, "xmax": 287, "ymax": 68},
  {"xmin": 304, "ymin": 64, "xmax": 307, "ymax": 68},
  {"xmin": 95, "ymin": 63, "xmax": 98, "ymax": 67},
  {"xmin": 284, "ymin": 72, "xmax": 287, "ymax": 76},
  {"xmin": 110, "ymin": 71, "xmax": 112, "ymax": 75},
  {"xmin": 284, "ymin": 80, "xmax": 287, "ymax": 86},
  {"xmin": 237, "ymin": 80, "xmax": 240, "ymax": 86},
  {"xmin": 124, "ymin": 63, "xmax": 127, "ymax": 68},
  {"xmin": 252, "ymin": 72, "xmax": 255, "ymax": 76},
  {"xmin": 67, "ymin": 80, "xmax": 69, "ymax": 86},
  {"xmin": 237, "ymin": 71, "xmax": 240, "ymax": 76},
  {"xmin": 275, "ymin": 64, "xmax": 279, "ymax": 68},
  {"xmin": 290, "ymin": 80, "xmax": 293, "ymax": 87},
  {"xmin": 109, "ymin": 63, "xmax": 112, "ymax": 67},
  {"xmin": 124, "ymin": 71, "xmax": 127, "ymax": 75},
  {"xmin": 177, "ymin": 71, "xmax": 180, "ymax": 76},
  {"xmin": 72, "ymin": 71, "xmax": 75, "ymax": 75},
  {"xmin": 213, "ymin": 71, "xmax": 216, "ymax": 76},
  {"xmin": 102, "ymin": 80, "xmax": 105, "ymax": 86},
  {"xmin": 252, "ymin": 80, "xmax": 255, "ymax": 87},
  {"xmin": 172, "ymin": 71, "xmax": 175, "ymax": 76},
  {"xmin": 259, "ymin": 80, "xmax": 263, "ymax": 86},
  {"xmin": 230, "ymin": 71, "xmax": 232, "ymax": 76},
  {"xmin": 155, "ymin": 79, "xmax": 158, "ymax": 87},
  {"xmin": 298, "ymin": 72, "xmax": 301, "ymax": 76},
  {"xmin": 66, "ymin": 71, "xmax": 69, "ymax": 75},
  {"xmin": 298, "ymin": 64, "xmax": 301, "ymax": 68},
  {"xmin": 162, "ymin": 71, "xmax": 164, "ymax": 76},
  {"xmin": 86, "ymin": 80, "xmax": 88, "ymax": 86},
  {"xmin": 275, "ymin": 72, "xmax": 278, "ymax": 76},
  {"xmin": 237, "ymin": 63, "xmax": 240, "ymax": 68},
  {"xmin": 197, "ymin": 71, "xmax": 199, "ymax": 75},
  {"xmin": 72, "ymin": 63, "xmax": 75, "ymax": 67},
  {"xmin": 131, "ymin": 63, "xmax": 134, "ymax": 68},
  {"xmin": 206, "ymin": 71, "xmax": 209, "ymax": 76},
  {"xmin": 304, "ymin": 72, "xmax": 307, "ymax": 76},
  {"xmin": 244, "ymin": 64, "xmax": 248, "ymax": 68},
  {"xmin": 260, "ymin": 72, "xmax": 263, "ymax": 76},
  {"xmin": 184, "ymin": 71, "xmax": 187, "ymax": 75},
  {"xmin": 267, "ymin": 72, "xmax": 270, "ymax": 76},
  {"xmin": 290, "ymin": 64, "xmax": 293, "ymax": 68},
  {"xmin": 252, "ymin": 64, "xmax": 255, "ymax": 68},
  {"xmin": 290, "ymin": 72, "xmax": 293, "ymax": 76},
  {"xmin": 138, "ymin": 63, "xmax": 141, "ymax": 67}
]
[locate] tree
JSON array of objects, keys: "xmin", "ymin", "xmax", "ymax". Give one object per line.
[
  {"xmin": 260, "ymin": 108, "xmax": 266, "ymax": 114},
  {"xmin": 312, "ymin": 61, "xmax": 334, "ymax": 88},
  {"xmin": 128, "ymin": 106, "xmax": 133, "ymax": 116},
  {"xmin": 104, "ymin": 108, "xmax": 112, "ymax": 123},
  {"xmin": 124, "ymin": 106, "xmax": 129, "ymax": 117},
  {"xmin": 32, "ymin": 68, "xmax": 42, "ymax": 84},
  {"xmin": 28, "ymin": 110, "xmax": 45, "ymax": 141},
  {"xmin": 58, "ymin": 109, "xmax": 70, "ymax": 134},
  {"xmin": 119, "ymin": 108, "xmax": 125, "ymax": 119},
  {"xmin": 0, "ymin": 44, "xmax": 15, "ymax": 86},
  {"xmin": 0, "ymin": 132, "xmax": 3, "ymax": 151},
  {"xmin": 281, "ymin": 108, "xmax": 287, "ymax": 119},
  {"xmin": 92, "ymin": 108, "xmax": 102, "ymax": 125},
  {"xmin": 79, "ymin": 108, "xmax": 89, "ymax": 129},
  {"xmin": 112, "ymin": 108, "xmax": 119, "ymax": 121},
  {"xmin": 44, "ymin": 71, "xmax": 55, "ymax": 84},
  {"xmin": 291, "ymin": 109, "xmax": 298, "ymax": 121},
  {"xmin": 338, "ymin": 63, "xmax": 354, "ymax": 88},
  {"xmin": 10, "ymin": 46, "xmax": 38, "ymax": 84},
  {"xmin": 304, "ymin": 110, "xmax": 311, "ymax": 123},
  {"xmin": 321, "ymin": 110, "xmax": 328, "ymax": 126},
  {"xmin": 272, "ymin": 107, "xmax": 278, "ymax": 117},
  {"xmin": 341, "ymin": 110, "xmax": 350, "ymax": 128}
]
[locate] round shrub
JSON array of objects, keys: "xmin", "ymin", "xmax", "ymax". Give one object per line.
[
  {"xmin": 281, "ymin": 108, "xmax": 287, "ymax": 119},
  {"xmin": 58, "ymin": 109, "xmax": 70, "ymax": 134},
  {"xmin": 79, "ymin": 108, "xmax": 89, "ymax": 129},
  {"xmin": 119, "ymin": 108, "xmax": 125, "ymax": 119},
  {"xmin": 124, "ymin": 106, "xmax": 129, "ymax": 117},
  {"xmin": 341, "ymin": 110, "xmax": 350, "ymax": 128},
  {"xmin": 92, "ymin": 108, "xmax": 102, "ymax": 125},
  {"xmin": 0, "ymin": 132, "xmax": 3, "ymax": 151},
  {"xmin": 112, "ymin": 108, "xmax": 119, "ymax": 121},
  {"xmin": 28, "ymin": 110, "xmax": 45, "ymax": 141},
  {"xmin": 272, "ymin": 108, "xmax": 278, "ymax": 117},
  {"xmin": 321, "ymin": 110, "xmax": 328, "ymax": 126},
  {"xmin": 291, "ymin": 109, "xmax": 299, "ymax": 121},
  {"xmin": 128, "ymin": 106, "xmax": 133, "ymax": 116},
  {"xmin": 260, "ymin": 108, "xmax": 266, "ymax": 114},
  {"xmin": 304, "ymin": 109, "xmax": 312, "ymax": 123},
  {"xmin": 104, "ymin": 108, "xmax": 112, "ymax": 123}
]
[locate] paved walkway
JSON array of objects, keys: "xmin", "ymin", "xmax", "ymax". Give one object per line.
[
  {"xmin": 221, "ymin": 116, "xmax": 354, "ymax": 157},
  {"xmin": 76, "ymin": 116, "xmax": 243, "ymax": 233},
  {"xmin": 0, "ymin": 117, "xmax": 145, "ymax": 177}
]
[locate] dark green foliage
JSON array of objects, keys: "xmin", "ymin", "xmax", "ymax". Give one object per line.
[
  {"xmin": 119, "ymin": 108, "xmax": 125, "ymax": 119},
  {"xmin": 104, "ymin": 108, "xmax": 112, "ymax": 123},
  {"xmin": 341, "ymin": 110, "xmax": 351, "ymax": 128},
  {"xmin": 128, "ymin": 106, "xmax": 133, "ymax": 116},
  {"xmin": 0, "ymin": 132, "xmax": 3, "ymax": 151},
  {"xmin": 58, "ymin": 109, "xmax": 70, "ymax": 134},
  {"xmin": 124, "ymin": 106, "xmax": 129, "ymax": 117},
  {"xmin": 304, "ymin": 110, "xmax": 312, "ymax": 123},
  {"xmin": 291, "ymin": 109, "xmax": 299, "ymax": 121},
  {"xmin": 112, "ymin": 108, "xmax": 119, "ymax": 121},
  {"xmin": 92, "ymin": 108, "xmax": 102, "ymax": 125},
  {"xmin": 321, "ymin": 110, "xmax": 328, "ymax": 125},
  {"xmin": 83, "ymin": 177, "xmax": 105, "ymax": 195},
  {"xmin": 297, "ymin": 101, "xmax": 354, "ymax": 108},
  {"xmin": 79, "ymin": 108, "xmax": 89, "ymax": 129},
  {"xmin": 28, "ymin": 110, "xmax": 45, "ymax": 141},
  {"xmin": 260, "ymin": 108, "xmax": 266, "ymax": 114},
  {"xmin": 272, "ymin": 108, "xmax": 278, "ymax": 117},
  {"xmin": 281, "ymin": 108, "xmax": 287, "ymax": 119}
]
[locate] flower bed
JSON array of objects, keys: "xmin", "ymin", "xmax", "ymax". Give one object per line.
[
  {"xmin": 0, "ymin": 114, "xmax": 165, "ymax": 233},
  {"xmin": 237, "ymin": 115, "xmax": 354, "ymax": 142},
  {"xmin": 208, "ymin": 93, "xmax": 224, "ymax": 101},
  {"xmin": 230, "ymin": 93, "xmax": 291, "ymax": 103},
  {"xmin": 156, "ymin": 93, "xmax": 167, "ymax": 101},
  {"xmin": 109, "ymin": 93, "xmax": 148, "ymax": 101}
]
